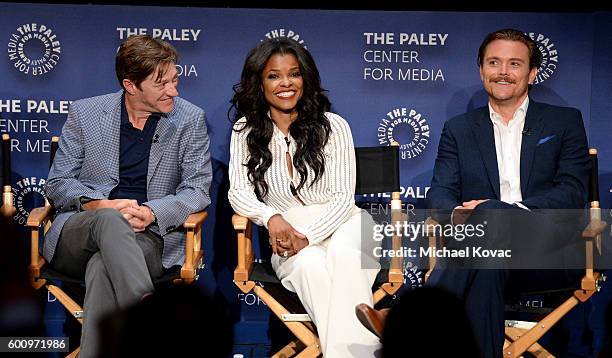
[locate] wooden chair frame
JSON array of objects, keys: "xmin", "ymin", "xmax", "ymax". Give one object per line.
[
  {"xmin": 26, "ymin": 135, "xmax": 208, "ymax": 357},
  {"xmin": 233, "ymin": 191, "xmax": 405, "ymax": 358},
  {"xmin": 424, "ymin": 217, "xmax": 606, "ymax": 358},
  {"xmin": 27, "ymin": 206, "xmax": 207, "ymax": 357},
  {"xmin": 1, "ymin": 133, "xmax": 16, "ymax": 218},
  {"xmin": 424, "ymin": 148, "xmax": 607, "ymax": 358}
]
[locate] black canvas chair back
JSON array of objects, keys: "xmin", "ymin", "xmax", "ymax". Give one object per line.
[
  {"xmin": 355, "ymin": 146, "xmax": 400, "ymax": 195},
  {"xmin": 49, "ymin": 136, "xmax": 59, "ymax": 169},
  {"xmin": 589, "ymin": 147, "xmax": 599, "ymax": 203},
  {"xmin": 1, "ymin": 134, "xmax": 9, "ymax": 189}
]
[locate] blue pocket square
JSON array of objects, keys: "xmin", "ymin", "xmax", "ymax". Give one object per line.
[{"xmin": 537, "ymin": 135, "xmax": 555, "ymax": 146}]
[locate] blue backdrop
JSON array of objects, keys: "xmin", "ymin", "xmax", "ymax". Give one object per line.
[{"xmin": 1, "ymin": 3, "xmax": 611, "ymax": 356}]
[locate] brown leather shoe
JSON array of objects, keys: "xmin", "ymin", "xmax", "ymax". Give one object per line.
[{"xmin": 355, "ymin": 303, "xmax": 388, "ymax": 339}]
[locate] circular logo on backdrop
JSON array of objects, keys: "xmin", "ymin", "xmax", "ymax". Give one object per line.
[
  {"xmin": 12, "ymin": 177, "xmax": 47, "ymax": 225},
  {"xmin": 404, "ymin": 261, "xmax": 423, "ymax": 288},
  {"xmin": 7, "ymin": 23, "xmax": 61, "ymax": 76},
  {"xmin": 526, "ymin": 32, "xmax": 558, "ymax": 85},
  {"xmin": 262, "ymin": 28, "xmax": 307, "ymax": 47},
  {"xmin": 376, "ymin": 107, "xmax": 431, "ymax": 160}
]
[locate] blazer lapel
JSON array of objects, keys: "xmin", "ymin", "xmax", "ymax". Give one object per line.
[
  {"xmin": 471, "ymin": 108, "xmax": 500, "ymax": 199},
  {"xmin": 99, "ymin": 91, "xmax": 122, "ymax": 182},
  {"xmin": 520, "ymin": 100, "xmax": 544, "ymax": 196},
  {"xmin": 147, "ymin": 112, "xmax": 177, "ymax": 188}
]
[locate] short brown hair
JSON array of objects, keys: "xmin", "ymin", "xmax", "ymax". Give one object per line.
[
  {"xmin": 477, "ymin": 28, "xmax": 542, "ymax": 70},
  {"xmin": 116, "ymin": 35, "xmax": 179, "ymax": 90}
]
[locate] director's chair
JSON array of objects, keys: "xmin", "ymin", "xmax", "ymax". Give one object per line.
[
  {"xmin": 27, "ymin": 136, "xmax": 207, "ymax": 358},
  {"xmin": 233, "ymin": 144, "xmax": 405, "ymax": 358},
  {"xmin": 423, "ymin": 148, "xmax": 608, "ymax": 358},
  {"xmin": 1, "ymin": 133, "xmax": 16, "ymax": 218}
]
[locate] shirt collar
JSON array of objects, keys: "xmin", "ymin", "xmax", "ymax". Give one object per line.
[{"xmin": 488, "ymin": 96, "xmax": 529, "ymax": 127}]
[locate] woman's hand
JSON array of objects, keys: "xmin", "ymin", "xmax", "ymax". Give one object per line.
[
  {"xmin": 268, "ymin": 214, "xmax": 309, "ymax": 257},
  {"xmin": 289, "ymin": 234, "xmax": 309, "ymax": 254}
]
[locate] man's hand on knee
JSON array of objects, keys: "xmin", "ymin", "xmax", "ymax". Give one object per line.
[
  {"xmin": 82, "ymin": 199, "xmax": 138, "ymax": 211},
  {"xmin": 461, "ymin": 199, "xmax": 488, "ymax": 210},
  {"xmin": 120, "ymin": 205, "xmax": 156, "ymax": 232},
  {"xmin": 452, "ymin": 199, "xmax": 489, "ymax": 225}
]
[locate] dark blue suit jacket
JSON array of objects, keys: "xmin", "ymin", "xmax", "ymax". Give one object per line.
[{"xmin": 427, "ymin": 100, "xmax": 590, "ymax": 218}]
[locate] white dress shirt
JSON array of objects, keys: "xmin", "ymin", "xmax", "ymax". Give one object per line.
[{"xmin": 489, "ymin": 96, "xmax": 529, "ymax": 208}]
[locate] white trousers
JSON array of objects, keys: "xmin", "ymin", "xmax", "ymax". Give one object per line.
[{"xmin": 272, "ymin": 205, "xmax": 381, "ymax": 357}]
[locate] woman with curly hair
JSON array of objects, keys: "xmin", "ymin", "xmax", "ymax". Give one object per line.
[{"xmin": 228, "ymin": 38, "xmax": 380, "ymax": 357}]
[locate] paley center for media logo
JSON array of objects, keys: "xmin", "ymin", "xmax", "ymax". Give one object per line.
[
  {"xmin": 12, "ymin": 176, "xmax": 47, "ymax": 225},
  {"xmin": 376, "ymin": 107, "xmax": 431, "ymax": 160},
  {"xmin": 262, "ymin": 28, "xmax": 306, "ymax": 47},
  {"xmin": 8, "ymin": 23, "xmax": 61, "ymax": 76},
  {"xmin": 526, "ymin": 32, "xmax": 558, "ymax": 84},
  {"xmin": 404, "ymin": 261, "xmax": 423, "ymax": 289}
]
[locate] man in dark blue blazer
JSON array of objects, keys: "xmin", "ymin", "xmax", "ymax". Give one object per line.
[
  {"xmin": 426, "ymin": 29, "xmax": 590, "ymax": 358},
  {"xmin": 355, "ymin": 28, "xmax": 590, "ymax": 356}
]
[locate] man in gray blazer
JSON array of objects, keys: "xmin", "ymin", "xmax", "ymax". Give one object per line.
[{"xmin": 44, "ymin": 35, "xmax": 212, "ymax": 357}]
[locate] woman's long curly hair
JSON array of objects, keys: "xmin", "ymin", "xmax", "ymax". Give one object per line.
[{"xmin": 229, "ymin": 38, "xmax": 331, "ymax": 200}]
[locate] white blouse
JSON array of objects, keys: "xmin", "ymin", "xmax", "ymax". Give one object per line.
[{"xmin": 228, "ymin": 112, "xmax": 356, "ymax": 245}]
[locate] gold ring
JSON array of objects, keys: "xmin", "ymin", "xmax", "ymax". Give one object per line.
[{"xmin": 282, "ymin": 251, "xmax": 289, "ymax": 258}]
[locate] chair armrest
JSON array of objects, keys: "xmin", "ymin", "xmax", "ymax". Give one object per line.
[
  {"xmin": 27, "ymin": 205, "xmax": 53, "ymax": 289},
  {"xmin": 1, "ymin": 187, "xmax": 16, "ymax": 218},
  {"xmin": 184, "ymin": 211, "xmax": 208, "ymax": 229},
  {"xmin": 232, "ymin": 214, "xmax": 249, "ymax": 231},
  {"xmin": 26, "ymin": 205, "xmax": 54, "ymax": 227},
  {"xmin": 582, "ymin": 219, "xmax": 607, "ymax": 239},
  {"xmin": 181, "ymin": 210, "xmax": 208, "ymax": 284},
  {"xmin": 581, "ymin": 219, "xmax": 607, "ymax": 278},
  {"xmin": 233, "ymin": 214, "xmax": 254, "ymax": 289}
]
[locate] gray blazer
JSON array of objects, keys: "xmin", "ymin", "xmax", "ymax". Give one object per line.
[{"xmin": 44, "ymin": 91, "xmax": 212, "ymax": 268}]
